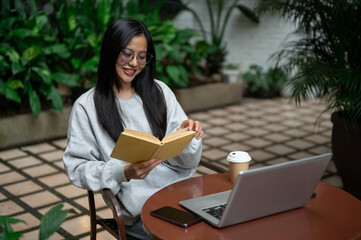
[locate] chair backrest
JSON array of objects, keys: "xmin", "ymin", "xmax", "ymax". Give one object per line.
[
  {"xmin": 88, "ymin": 189, "xmax": 126, "ymax": 240},
  {"xmin": 87, "ymin": 159, "xmax": 227, "ymax": 239}
]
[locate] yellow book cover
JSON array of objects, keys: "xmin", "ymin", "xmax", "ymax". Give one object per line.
[{"xmin": 110, "ymin": 128, "xmax": 196, "ymax": 163}]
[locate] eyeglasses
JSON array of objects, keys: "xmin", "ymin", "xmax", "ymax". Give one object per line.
[{"xmin": 119, "ymin": 49, "xmax": 153, "ymax": 65}]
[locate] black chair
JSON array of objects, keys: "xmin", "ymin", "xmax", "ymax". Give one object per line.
[{"xmin": 87, "ymin": 159, "xmax": 227, "ymax": 240}]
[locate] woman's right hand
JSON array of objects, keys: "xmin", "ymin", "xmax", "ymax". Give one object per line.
[{"xmin": 124, "ymin": 159, "xmax": 162, "ymax": 180}]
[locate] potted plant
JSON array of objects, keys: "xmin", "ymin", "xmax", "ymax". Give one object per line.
[
  {"xmin": 242, "ymin": 64, "xmax": 288, "ymax": 98},
  {"xmin": 223, "ymin": 63, "xmax": 241, "ymax": 83},
  {"xmin": 257, "ymin": 0, "xmax": 361, "ymax": 199}
]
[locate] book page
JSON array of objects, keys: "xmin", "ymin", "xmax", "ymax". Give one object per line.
[
  {"xmin": 162, "ymin": 129, "xmax": 196, "ymax": 143},
  {"xmin": 156, "ymin": 133, "xmax": 195, "ymax": 160},
  {"xmin": 123, "ymin": 128, "xmax": 160, "ymax": 144}
]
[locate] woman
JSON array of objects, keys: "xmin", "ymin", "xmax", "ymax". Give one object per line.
[{"xmin": 63, "ymin": 18, "xmax": 203, "ymax": 239}]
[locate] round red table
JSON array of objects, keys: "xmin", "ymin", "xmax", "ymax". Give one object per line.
[{"xmin": 141, "ymin": 173, "xmax": 361, "ymax": 240}]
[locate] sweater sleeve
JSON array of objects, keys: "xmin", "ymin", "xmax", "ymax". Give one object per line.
[
  {"xmin": 156, "ymin": 81, "xmax": 202, "ymax": 169},
  {"xmin": 63, "ymin": 94, "xmax": 128, "ymax": 195}
]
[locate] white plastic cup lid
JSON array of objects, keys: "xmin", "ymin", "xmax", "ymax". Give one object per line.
[{"xmin": 227, "ymin": 151, "xmax": 251, "ymax": 163}]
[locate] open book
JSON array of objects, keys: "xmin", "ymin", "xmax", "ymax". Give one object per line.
[{"xmin": 110, "ymin": 128, "xmax": 196, "ymax": 164}]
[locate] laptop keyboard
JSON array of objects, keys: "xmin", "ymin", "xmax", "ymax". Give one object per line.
[{"xmin": 202, "ymin": 204, "xmax": 227, "ymax": 219}]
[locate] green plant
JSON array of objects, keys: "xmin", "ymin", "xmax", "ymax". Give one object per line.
[
  {"xmin": 243, "ymin": 64, "xmax": 288, "ymax": 97},
  {"xmin": 0, "ymin": 0, "xmax": 204, "ymax": 116},
  {"xmin": 180, "ymin": 0, "xmax": 259, "ymax": 76},
  {"xmin": 0, "ymin": 2, "xmax": 73, "ymax": 117},
  {"xmin": 0, "ymin": 204, "xmax": 76, "ymax": 240},
  {"xmin": 0, "ymin": 0, "xmax": 127, "ymax": 117},
  {"xmin": 256, "ymin": 0, "xmax": 361, "ymax": 122}
]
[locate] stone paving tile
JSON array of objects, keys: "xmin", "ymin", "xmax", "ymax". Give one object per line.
[
  {"xmin": 52, "ymin": 139, "xmax": 68, "ymax": 149},
  {"xmin": 38, "ymin": 172, "xmax": 71, "ymax": 187},
  {"xmin": 39, "ymin": 150, "xmax": 64, "ymax": 162},
  {"xmin": 55, "ymin": 184, "xmax": 87, "ymax": 199},
  {"xmin": 206, "ymin": 127, "xmax": 231, "ymax": 136},
  {"xmin": 61, "ymin": 215, "xmax": 91, "ymax": 236},
  {"xmin": 265, "ymin": 144, "xmax": 296, "ymax": 156},
  {"xmin": 263, "ymin": 133, "xmax": 291, "ymax": 143},
  {"xmin": 223, "ymin": 132, "xmax": 251, "ymax": 141},
  {"xmin": 243, "ymin": 128, "xmax": 269, "ymax": 137},
  {"xmin": 247, "ymin": 149, "xmax": 276, "ymax": 162},
  {"xmin": 263, "ymin": 123, "xmax": 288, "ymax": 132},
  {"xmin": 24, "ymin": 143, "xmax": 57, "ymax": 154},
  {"xmin": 4, "ymin": 180, "xmax": 43, "ymax": 197},
  {"xmin": 0, "ymin": 148, "xmax": 28, "ymax": 160},
  {"xmin": 308, "ymin": 146, "xmax": 332, "ymax": 155},
  {"xmin": 203, "ymin": 137, "xmax": 231, "ymax": 147},
  {"xmin": 221, "ymin": 143, "xmax": 252, "ymax": 153},
  {"xmin": 22, "ymin": 164, "xmax": 58, "ymax": 178},
  {"xmin": 12, "ymin": 212, "xmax": 40, "ymax": 231},
  {"xmin": 0, "ymin": 192, "xmax": 5, "ymax": 201},
  {"xmin": 226, "ymin": 122, "xmax": 249, "ymax": 131},
  {"xmin": 0, "ymin": 200, "xmax": 24, "ymax": 215},
  {"xmin": 20, "ymin": 191, "xmax": 61, "ymax": 208},
  {"xmin": 206, "ymin": 117, "xmax": 231, "ymax": 125},
  {"xmin": 285, "ymin": 139, "xmax": 314, "ymax": 150},
  {"xmin": 8, "ymin": 156, "xmax": 42, "ymax": 169},
  {"xmin": 202, "ymin": 149, "xmax": 228, "ymax": 161},
  {"xmin": 244, "ymin": 138, "xmax": 273, "ymax": 148},
  {"xmin": 288, "ymin": 151, "xmax": 314, "ymax": 160},
  {"xmin": 304, "ymin": 134, "xmax": 331, "ymax": 144},
  {"xmin": 0, "ymin": 162, "xmax": 10, "ymax": 173},
  {"xmin": 0, "ymin": 171, "xmax": 26, "ymax": 185}
]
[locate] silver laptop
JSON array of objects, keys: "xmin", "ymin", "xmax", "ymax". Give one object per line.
[{"xmin": 179, "ymin": 153, "xmax": 332, "ymax": 228}]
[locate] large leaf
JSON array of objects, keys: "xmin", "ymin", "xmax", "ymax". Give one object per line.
[
  {"xmin": 28, "ymin": 86, "xmax": 41, "ymax": 117},
  {"xmin": 81, "ymin": 55, "xmax": 99, "ymax": 74},
  {"xmin": 237, "ymin": 5, "xmax": 260, "ymax": 23},
  {"xmin": 11, "ymin": 62, "xmax": 25, "ymax": 75},
  {"xmin": 0, "ymin": 215, "xmax": 25, "ymax": 240},
  {"xmin": 9, "ymin": 28, "xmax": 35, "ymax": 38},
  {"xmin": 52, "ymin": 72, "xmax": 79, "ymax": 87},
  {"xmin": 32, "ymin": 66, "xmax": 52, "ymax": 85},
  {"xmin": 165, "ymin": 45, "xmax": 181, "ymax": 60},
  {"xmin": 0, "ymin": 80, "xmax": 21, "ymax": 103},
  {"xmin": 66, "ymin": 10, "xmax": 77, "ymax": 31},
  {"xmin": 23, "ymin": 46, "xmax": 41, "ymax": 62},
  {"xmin": 97, "ymin": 0, "xmax": 111, "ymax": 26},
  {"xmin": 39, "ymin": 204, "xmax": 76, "ymax": 240},
  {"xmin": 48, "ymin": 85, "xmax": 63, "ymax": 112},
  {"xmin": 176, "ymin": 29, "xmax": 197, "ymax": 44},
  {"xmin": 45, "ymin": 44, "xmax": 70, "ymax": 59},
  {"xmin": 166, "ymin": 65, "xmax": 189, "ymax": 88},
  {"xmin": 6, "ymin": 48, "xmax": 20, "ymax": 63}
]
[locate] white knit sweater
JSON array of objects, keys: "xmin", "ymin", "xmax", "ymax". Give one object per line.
[{"xmin": 63, "ymin": 80, "xmax": 202, "ymax": 225}]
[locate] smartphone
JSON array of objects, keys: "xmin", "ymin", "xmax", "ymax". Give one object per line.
[{"xmin": 150, "ymin": 206, "xmax": 202, "ymax": 228}]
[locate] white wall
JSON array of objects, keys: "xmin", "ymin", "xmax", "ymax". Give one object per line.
[{"xmin": 172, "ymin": 0, "xmax": 297, "ymax": 73}]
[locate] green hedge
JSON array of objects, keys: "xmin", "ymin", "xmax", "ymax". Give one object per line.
[{"xmin": 0, "ymin": 0, "xmax": 201, "ymax": 117}]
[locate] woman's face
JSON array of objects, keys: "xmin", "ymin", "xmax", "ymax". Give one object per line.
[{"xmin": 115, "ymin": 34, "xmax": 148, "ymax": 86}]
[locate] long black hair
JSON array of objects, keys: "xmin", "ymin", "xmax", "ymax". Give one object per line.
[{"xmin": 94, "ymin": 18, "xmax": 167, "ymax": 142}]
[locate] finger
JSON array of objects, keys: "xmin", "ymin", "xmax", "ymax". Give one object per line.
[
  {"xmin": 187, "ymin": 119, "xmax": 194, "ymax": 131},
  {"xmin": 194, "ymin": 121, "xmax": 200, "ymax": 132},
  {"xmin": 138, "ymin": 159, "xmax": 162, "ymax": 178}
]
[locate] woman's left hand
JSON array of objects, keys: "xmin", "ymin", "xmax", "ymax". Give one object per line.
[{"xmin": 178, "ymin": 119, "xmax": 203, "ymax": 140}]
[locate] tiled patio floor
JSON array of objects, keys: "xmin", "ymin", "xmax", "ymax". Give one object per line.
[{"xmin": 0, "ymin": 97, "xmax": 339, "ymax": 239}]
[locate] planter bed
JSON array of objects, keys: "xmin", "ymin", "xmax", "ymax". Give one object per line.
[{"xmin": 0, "ymin": 81, "xmax": 242, "ymax": 149}]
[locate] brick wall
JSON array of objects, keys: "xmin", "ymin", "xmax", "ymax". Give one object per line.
[{"xmin": 172, "ymin": 0, "xmax": 298, "ymax": 73}]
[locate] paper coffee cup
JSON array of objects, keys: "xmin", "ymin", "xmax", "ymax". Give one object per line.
[{"xmin": 227, "ymin": 151, "xmax": 251, "ymax": 183}]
